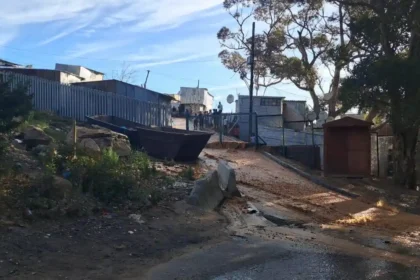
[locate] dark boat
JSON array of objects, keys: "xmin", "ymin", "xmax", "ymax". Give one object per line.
[{"xmin": 85, "ymin": 115, "xmax": 212, "ymax": 161}]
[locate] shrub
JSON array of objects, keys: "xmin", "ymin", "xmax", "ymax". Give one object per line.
[
  {"xmin": 66, "ymin": 148, "xmax": 155, "ymax": 204},
  {"xmin": 0, "ymin": 77, "xmax": 32, "ymax": 133}
]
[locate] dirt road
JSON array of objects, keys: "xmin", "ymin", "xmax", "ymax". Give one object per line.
[
  {"xmin": 200, "ymin": 148, "xmax": 420, "ymax": 254},
  {"xmin": 0, "ymin": 194, "xmax": 228, "ymax": 280}
]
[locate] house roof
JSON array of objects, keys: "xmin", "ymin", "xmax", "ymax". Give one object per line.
[
  {"xmin": 284, "ymin": 100, "xmax": 306, "ymax": 103},
  {"xmin": 83, "ymin": 66, "xmax": 104, "ymax": 75},
  {"xmin": 0, "ymin": 68, "xmax": 84, "ymax": 80},
  {"xmin": 323, "ymin": 116, "xmax": 373, "ymax": 128},
  {"xmin": 0, "ymin": 59, "xmax": 21, "ymax": 67},
  {"xmin": 179, "ymin": 87, "xmax": 214, "ymax": 97},
  {"xmin": 56, "ymin": 63, "xmax": 104, "ymax": 75}
]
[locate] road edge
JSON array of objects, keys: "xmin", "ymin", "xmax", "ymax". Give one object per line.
[{"xmin": 262, "ymin": 151, "xmax": 359, "ymax": 199}]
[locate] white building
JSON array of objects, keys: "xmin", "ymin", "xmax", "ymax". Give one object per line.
[
  {"xmin": 55, "ymin": 63, "xmax": 104, "ymax": 82},
  {"xmin": 179, "ymin": 87, "xmax": 214, "ymax": 114}
]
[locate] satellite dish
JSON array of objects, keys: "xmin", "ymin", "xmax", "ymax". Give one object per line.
[
  {"xmin": 307, "ymin": 111, "xmax": 316, "ymax": 121},
  {"xmin": 318, "ymin": 111, "xmax": 328, "ymax": 121},
  {"xmin": 227, "ymin": 94, "xmax": 234, "ymax": 104}
]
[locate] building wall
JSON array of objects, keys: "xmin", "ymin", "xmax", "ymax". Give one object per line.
[
  {"xmin": 60, "ymin": 72, "xmax": 83, "ymax": 83},
  {"xmin": 56, "ymin": 64, "xmax": 103, "ymax": 82},
  {"xmin": 179, "ymin": 87, "xmax": 213, "ymax": 110},
  {"xmin": 203, "ymin": 90, "xmax": 214, "ymax": 111},
  {"xmin": 283, "ymin": 101, "xmax": 306, "ymax": 131},
  {"xmin": 79, "ymin": 67, "xmax": 104, "ymax": 82},
  {"xmin": 236, "ymin": 96, "xmax": 284, "ymax": 141}
]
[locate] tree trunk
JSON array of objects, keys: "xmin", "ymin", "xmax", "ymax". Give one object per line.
[
  {"xmin": 392, "ymin": 127, "xmax": 419, "ymax": 189},
  {"xmin": 309, "ymin": 88, "xmax": 321, "ymax": 117},
  {"xmin": 328, "ymin": 66, "xmax": 342, "ymax": 118}
]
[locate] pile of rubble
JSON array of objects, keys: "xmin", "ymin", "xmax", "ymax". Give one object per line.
[{"xmin": 19, "ymin": 125, "xmax": 132, "ymax": 157}]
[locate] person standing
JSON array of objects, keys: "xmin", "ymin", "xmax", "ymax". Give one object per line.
[
  {"xmin": 193, "ymin": 113, "xmax": 198, "ymax": 130},
  {"xmin": 198, "ymin": 112, "xmax": 204, "ymax": 130},
  {"xmin": 217, "ymin": 102, "xmax": 223, "ymax": 113},
  {"xmin": 185, "ymin": 109, "xmax": 190, "ymax": 131}
]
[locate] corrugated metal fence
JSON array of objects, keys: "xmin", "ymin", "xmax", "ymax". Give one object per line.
[{"xmin": 0, "ymin": 71, "xmax": 171, "ymax": 126}]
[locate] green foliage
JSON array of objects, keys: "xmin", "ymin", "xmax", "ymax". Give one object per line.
[
  {"xmin": 67, "ymin": 149, "xmax": 156, "ymax": 204},
  {"xmin": 0, "ymin": 77, "xmax": 32, "ymax": 133},
  {"xmin": 218, "ymin": 0, "xmax": 355, "ymax": 115},
  {"xmin": 338, "ymin": 0, "xmax": 420, "ymax": 189},
  {"xmin": 18, "ymin": 111, "xmax": 49, "ymax": 132}
]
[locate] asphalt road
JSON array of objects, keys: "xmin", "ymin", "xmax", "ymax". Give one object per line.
[{"xmin": 145, "ymin": 237, "xmax": 420, "ymax": 280}]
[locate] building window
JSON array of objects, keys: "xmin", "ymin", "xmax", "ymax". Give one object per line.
[{"xmin": 260, "ymin": 98, "xmax": 282, "ymax": 106}]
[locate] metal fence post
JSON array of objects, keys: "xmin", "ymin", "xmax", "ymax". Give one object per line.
[
  {"xmin": 219, "ymin": 114, "xmax": 223, "ymax": 144},
  {"xmin": 282, "ymin": 125, "xmax": 285, "ymax": 156},
  {"xmin": 311, "ymin": 122, "xmax": 316, "ymax": 169},
  {"xmin": 255, "ymin": 113, "xmax": 259, "ymax": 147},
  {"xmin": 186, "ymin": 114, "xmax": 189, "ymax": 131}
]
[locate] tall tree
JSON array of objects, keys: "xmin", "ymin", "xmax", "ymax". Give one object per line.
[
  {"xmin": 336, "ymin": 0, "xmax": 420, "ymax": 189},
  {"xmin": 218, "ymin": 0, "xmax": 358, "ymax": 117},
  {"xmin": 217, "ymin": 0, "xmax": 284, "ymax": 96}
]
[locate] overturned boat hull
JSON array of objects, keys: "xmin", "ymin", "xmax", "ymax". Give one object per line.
[{"xmin": 86, "ymin": 115, "xmax": 212, "ymax": 161}]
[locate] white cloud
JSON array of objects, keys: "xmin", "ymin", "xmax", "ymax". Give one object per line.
[
  {"xmin": 124, "ymin": 0, "xmax": 223, "ymax": 31},
  {"xmin": 0, "ymin": 0, "xmax": 225, "ymax": 45},
  {"xmin": 37, "ymin": 21, "xmax": 91, "ymax": 46},
  {"xmin": 121, "ymin": 34, "xmax": 220, "ymax": 68},
  {"xmin": 0, "ymin": 25, "xmax": 17, "ymax": 46},
  {"xmin": 64, "ymin": 40, "xmax": 130, "ymax": 59},
  {"xmin": 133, "ymin": 54, "xmax": 213, "ymax": 69}
]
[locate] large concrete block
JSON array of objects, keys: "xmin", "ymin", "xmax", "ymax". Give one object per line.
[
  {"xmin": 187, "ymin": 170, "xmax": 224, "ymax": 210},
  {"xmin": 218, "ymin": 161, "xmax": 241, "ymax": 197}
]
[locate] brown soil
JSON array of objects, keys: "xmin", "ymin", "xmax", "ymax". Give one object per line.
[
  {"xmin": 0, "ymin": 198, "xmax": 227, "ymax": 280},
  {"xmin": 201, "ymin": 148, "xmax": 420, "ymax": 247}
]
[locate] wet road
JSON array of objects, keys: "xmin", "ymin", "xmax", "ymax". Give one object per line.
[{"xmin": 145, "ymin": 237, "xmax": 420, "ymax": 280}]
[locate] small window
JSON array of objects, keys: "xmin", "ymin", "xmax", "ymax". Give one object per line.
[{"xmin": 260, "ymin": 98, "xmax": 282, "ymax": 106}]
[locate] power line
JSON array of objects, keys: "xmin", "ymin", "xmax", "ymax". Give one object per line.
[{"xmin": 272, "ymin": 87, "xmax": 310, "ymax": 99}]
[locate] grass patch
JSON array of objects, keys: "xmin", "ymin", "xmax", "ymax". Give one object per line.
[{"xmin": 180, "ymin": 166, "xmax": 195, "ymax": 181}]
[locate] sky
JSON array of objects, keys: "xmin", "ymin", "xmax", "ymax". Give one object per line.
[{"xmin": 0, "ymin": 0, "xmax": 313, "ymax": 112}]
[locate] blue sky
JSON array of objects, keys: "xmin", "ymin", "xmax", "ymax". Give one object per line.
[{"xmin": 0, "ymin": 0, "xmax": 311, "ymax": 111}]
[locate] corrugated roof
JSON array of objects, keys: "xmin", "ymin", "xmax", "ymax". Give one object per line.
[
  {"xmin": 0, "ymin": 59, "xmax": 21, "ymax": 67},
  {"xmin": 323, "ymin": 116, "xmax": 373, "ymax": 128}
]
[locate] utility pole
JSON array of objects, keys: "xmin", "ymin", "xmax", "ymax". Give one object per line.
[
  {"xmin": 248, "ymin": 22, "xmax": 256, "ymax": 143},
  {"xmin": 144, "ymin": 70, "xmax": 150, "ymax": 89}
]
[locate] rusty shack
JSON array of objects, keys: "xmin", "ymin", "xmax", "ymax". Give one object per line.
[{"xmin": 323, "ymin": 117, "xmax": 373, "ymax": 177}]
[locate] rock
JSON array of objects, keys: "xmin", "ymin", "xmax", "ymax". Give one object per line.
[
  {"xmin": 23, "ymin": 126, "xmax": 53, "ymax": 149},
  {"xmin": 217, "ymin": 161, "xmax": 241, "ymax": 197},
  {"xmin": 113, "ymin": 139, "xmax": 131, "ymax": 157},
  {"xmin": 80, "ymin": 138, "xmax": 101, "ymax": 154},
  {"xmin": 187, "ymin": 170, "xmax": 224, "ymax": 211},
  {"xmin": 43, "ymin": 176, "xmax": 72, "ymax": 201},
  {"xmin": 66, "ymin": 126, "xmax": 113, "ymax": 144},
  {"xmin": 93, "ymin": 137, "xmax": 113, "ymax": 150},
  {"xmin": 67, "ymin": 126, "xmax": 131, "ymax": 156},
  {"xmin": 129, "ymin": 214, "xmax": 145, "ymax": 225}
]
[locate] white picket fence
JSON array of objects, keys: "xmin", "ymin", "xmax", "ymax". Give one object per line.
[{"xmin": 0, "ymin": 71, "xmax": 171, "ymax": 126}]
